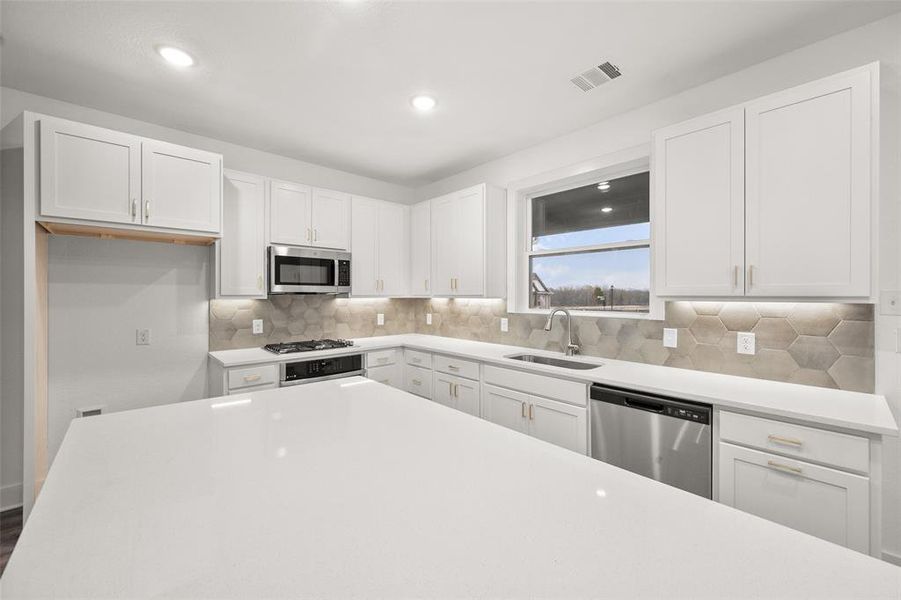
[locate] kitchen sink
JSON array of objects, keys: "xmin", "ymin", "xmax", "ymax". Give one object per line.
[{"xmin": 505, "ymin": 354, "xmax": 601, "ymax": 370}]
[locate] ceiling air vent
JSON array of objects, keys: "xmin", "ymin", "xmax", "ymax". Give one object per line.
[{"xmin": 570, "ymin": 61, "xmax": 622, "ymax": 92}]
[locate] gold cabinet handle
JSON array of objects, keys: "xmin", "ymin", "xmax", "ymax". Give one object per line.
[
  {"xmin": 528, "ymin": 404, "xmax": 534, "ymax": 420},
  {"xmin": 314, "ymin": 229, "xmax": 318, "ymax": 242},
  {"xmin": 748, "ymin": 264, "xmax": 754, "ymax": 287},
  {"xmin": 131, "ymin": 198, "xmax": 137, "ymax": 221},
  {"xmin": 411, "ymin": 357, "xmax": 421, "ymax": 364},
  {"xmin": 377, "ymin": 357, "xmax": 388, "ymax": 364},
  {"xmin": 733, "ymin": 265, "xmax": 739, "ymax": 288},
  {"xmin": 243, "ymin": 374, "xmax": 261, "ymax": 383},
  {"xmin": 448, "ymin": 381, "xmax": 453, "ymax": 396},
  {"xmin": 144, "ymin": 200, "xmax": 151, "ymax": 220},
  {"xmin": 767, "ymin": 434, "xmax": 803, "ymax": 447},
  {"xmin": 767, "ymin": 460, "xmax": 802, "ymax": 475},
  {"xmin": 447, "ymin": 365, "xmax": 460, "ymax": 371},
  {"xmin": 307, "ymin": 228, "xmax": 312, "ymax": 242},
  {"xmin": 521, "ymin": 402, "xmax": 527, "ymax": 418},
  {"xmin": 412, "ymin": 379, "xmax": 421, "ymax": 386},
  {"xmin": 425, "ymin": 278, "xmax": 429, "ymax": 291},
  {"xmin": 257, "ymin": 275, "xmax": 263, "ymax": 290}
]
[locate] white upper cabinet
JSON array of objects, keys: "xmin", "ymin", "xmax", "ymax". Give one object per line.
[
  {"xmin": 311, "ymin": 188, "xmax": 350, "ymax": 250},
  {"xmin": 351, "ymin": 197, "xmax": 409, "ymax": 297},
  {"xmin": 141, "ymin": 140, "xmax": 222, "ymax": 233},
  {"xmin": 218, "ymin": 170, "xmax": 267, "ymax": 298},
  {"xmin": 429, "ymin": 183, "xmax": 506, "ymax": 298},
  {"xmin": 269, "ymin": 183, "xmax": 349, "ymax": 250},
  {"xmin": 269, "ymin": 179, "xmax": 312, "ymax": 246},
  {"xmin": 653, "ymin": 108, "xmax": 745, "ymax": 296},
  {"xmin": 409, "ymin": 200, "xmax": 431, "ymax": 296},
  {"xmin": 652, "ymin": 64, "xmax": 874, "ymax": 299},
  {"xmin": 38, "ymin": 115, "xmax": 222, "ymax": 234},
  {"xmin": 745, "ymin": 68, "xmax": 872, "ymax": 297},
  {"xmin": 39, "ymin": 117, "xmax": 142, "ymax": 225}
]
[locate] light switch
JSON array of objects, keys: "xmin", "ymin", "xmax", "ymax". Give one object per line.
[
  {"xmin": 136, "ymin": 328, "xmax": 151, "ymax": 345},
  {"xmin": 663, "ymin": 328, "xmax": 677, "ymax": 348},
  {"xmin": 252, "ymin": 319, "xmax": 264, "ymax": 335},
  {"xmin": 426, "ymin": 313, "xmax": 432, "ymax": 325},
  {"xmin": 500, "ymin": 318, "xmax": 509, "ymax": 332},
  {"xmin": 377, "ymin": 313, "xmax": 385, "ymax": 326},
  {"xmin": 737, "ymin": 332, "xmax": 756, "ymax": 355}
]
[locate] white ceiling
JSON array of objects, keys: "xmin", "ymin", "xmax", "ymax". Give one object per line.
[{"xmin": 2, "ymin": 1, "xmax": 899, "ymax": 187}]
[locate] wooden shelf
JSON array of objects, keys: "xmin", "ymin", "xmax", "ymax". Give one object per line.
[{"xmin": 38, "ymin": 221, "xmax": 217, "ymax": 246}]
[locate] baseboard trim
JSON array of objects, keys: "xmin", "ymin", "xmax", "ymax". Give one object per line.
[
  {"xmin": 1, "ymin": 482, "xmax": 23, "ymax": 512},
  {"xmin": 883, "ymin": 549, "xmax": 901, "ymax": 566}
]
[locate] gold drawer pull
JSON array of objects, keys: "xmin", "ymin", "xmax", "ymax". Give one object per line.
[
  {"xmin": 528, "ymin": 404, "xmax": 534, "ymax": 420},
  {"xmin": 767, "ymin": 460, "xmax": 802, "ymax": 475},
  {"xmin": 521, "ymin": 402, "xmax": 527, "ymax": 418},
  {"xmin": 447, "ymin": 365, "xmax": 460, "ymax": 371},
  {"xmin": 411, "ymin": 358, "xmax": 421, "ymax": 364},
  {"xmin": 767, "ymin": 434, "xmax": 803, "ymax": 447},
  {"xmin": 377, "ymin": 357, "xmax": 388, "ymax": 364},
  {"xmin": 243, "ymin": 374, "xmax": 261, "ymax": 383},
  {"xmin": 412, "ymin": 379, "xmax": 421, "ymax": 386}
]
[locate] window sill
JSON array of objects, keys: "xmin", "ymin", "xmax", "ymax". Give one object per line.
[{"xmin": 510, "ymin": 308, "xmax": 663, "ymax": 321}]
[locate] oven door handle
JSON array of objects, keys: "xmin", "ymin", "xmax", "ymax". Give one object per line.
[{"xmin": 280, "ymin": 370, "xmax": 365, "ymax": 386}]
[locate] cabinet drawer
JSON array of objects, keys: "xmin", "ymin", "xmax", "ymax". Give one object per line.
[
  {"xmin": 405, "ymin": 349, "xmax": 432, "ymax": 369},
  {"xmin": 483, "ymin": 365, "xmax": 587, "ymax": 407},
  {"xmin": 366, "ymin": 363, "xmax": 402, "ymax": 388},
  {"xmin": 434, "ymin": 354, "xmax": 480, "ymax": 380},
  {"xmin": 719, "ymin": 411, "xmax": 869, "ymax": 473},
  {"xmin": 404, "ymin": 364, "xmax": 432, "ymax": 399},
  {"xmin": 367, "ymin": 349, "xmax": 398, "ymax": 368},
  {"xmin": 228, "ymin": 364, "xmax": 278, "ymax": 391}
]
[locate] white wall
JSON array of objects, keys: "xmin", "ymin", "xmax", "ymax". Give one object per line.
[
  {"xmin": 46, "ymin": 236, "xmax": 210, "ymax": 462},
  {"xmin": 416, "ymin": 13, "xmax": 901, "ymax": 561},
  {"xmin": 0, "ymin": 87, "xmax": 416, "ymax": 203}
]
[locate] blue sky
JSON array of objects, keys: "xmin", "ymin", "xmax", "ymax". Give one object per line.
[{"xmin": 531, "ymin": 224, "xmax": 650, "ymax": 290}]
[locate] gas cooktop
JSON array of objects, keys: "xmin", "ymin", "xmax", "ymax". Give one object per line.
[{"xmin": 263, "ymin": 339, "xmax": 355, "ymax": 355}]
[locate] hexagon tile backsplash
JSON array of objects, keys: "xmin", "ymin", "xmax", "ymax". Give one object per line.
[{"xmin": 209, "ymin": 298, "xmax": 874, "ymax": 393}]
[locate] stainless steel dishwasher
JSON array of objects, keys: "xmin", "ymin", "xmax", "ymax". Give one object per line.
[{"xmin": 590, "ymin": 384, "xmax": 712, "ymax": 498}]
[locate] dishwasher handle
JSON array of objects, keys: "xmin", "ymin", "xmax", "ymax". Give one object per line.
[{"xmin": 622, "ymin": 397, "xmax": 665, "ymax": 413}]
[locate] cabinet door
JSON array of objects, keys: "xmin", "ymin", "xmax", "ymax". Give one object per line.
[
  {"xmin": 409, "ymin": 200, "xmax": 431, "ymax": 296},
  {"xmin": 378, "ymin": 201, "xmax": 409, "ymax": 296},
  {"xmin": 432, "ymin": 373, "xmax": 479, "ymax": 416},
  {"xmin": 430, "ymin": 194, "xmax": 456, "ymax": 296},
  {"xmin": 718, "ymin": 442, "xmax": 869, "ymax": 553},
  {"xmin": 745, "ymin": 68, "xmax": 872, "ymax": 297},
  {"xmin": 141, "ymin": 140, "xmax": 222, "ymax": 232},
  {"xmin": 481, "ymin": 384, "xmax": 528, "ymax": 434},
  {"xmin": 528, "ymin": 395, "xmax": 588, "ymax": 454},
  {"xmin": 350, "ymin": 197, "xmax": 380, "ymax": 296},
  {"xmin": 39, "ymin": 116, "xmax": 141, "ymax": 224},
  {"xmin": 270, "ymin": 179, "xmax": 312, "ymax": 246},
  {"xmin": 220, "ymin": 170, "xmax": 267, "ymax": 297},
  {"xmin": 653, "ymin": 108, "xmax": 745, "ymax": 296},
  {"xmin": 452, "ymin": 185, "xmax": 485, "ymax": 296},
  {"xmin": 366, "ymin": 364, "xmax": 402, "ymax": 389},
  {"xmin": 311, "ymin": 188, "xmax": 350, "ymax": 250}
]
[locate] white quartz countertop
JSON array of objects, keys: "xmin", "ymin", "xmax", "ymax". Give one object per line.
[
  {"xmin": 3, "ymin": 379, "xmax": 898, "ymax": 599},
  {"xmin": 209, "ymin": 334, "xmax": 899, "ymax": 436}
]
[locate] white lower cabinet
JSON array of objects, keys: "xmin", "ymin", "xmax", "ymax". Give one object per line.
[
  {"xmin": 404, "ymin": 364, "xmax": 432, "ymax": 399},
  {"xmin": 482, "ymin": 384, "xmax": 587, "ymax": 454},
  {"xmin": 366, "ymin": 363, "xmax": 402, "ymax": 389},
  {"xmin": 718, "ymin": 442, "xmax": 869, "ymax": 553},
  {"xmin": 433, "ymin": 372, "xmax": 480, "ymax": 416}
]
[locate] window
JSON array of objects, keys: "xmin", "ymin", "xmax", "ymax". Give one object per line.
[{"xmin": 528, "ymin": 170, "xmax": 650, "ymax": 313}]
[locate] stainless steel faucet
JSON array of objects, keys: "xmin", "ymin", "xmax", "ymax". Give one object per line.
[{"xmin": 544, "ymin": 308, "xmax": 580, "ymax": 356}]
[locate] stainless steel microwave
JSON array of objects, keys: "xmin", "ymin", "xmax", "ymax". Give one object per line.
[{"xmin": 268, "ymin": 245, "xmax": 351, "ymax": 295}]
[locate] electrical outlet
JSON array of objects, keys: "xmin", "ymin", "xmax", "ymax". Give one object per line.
[
  {"xmin": 377, "ymin": 313, "xmax": 385, "ymax": 326},
  {"xmin": 737, "ymin": 332, "xmax": 756, "ymax": 355},
  {"xmin": 663, "ymin": 328, "xmax": 678, "ymax": 348},
  {"xmin": 252, "ymin": 319, "xmax": 264, "ymax": 335},
  {"xmin": 136, "ymin": 328, "xmax": 151, "ymax": 345},
  {"xmin": 426, "ymin": 313, "xmax": 432, "ymax": 325},
  {"xmin": 500, "ymin": 318, "xmax": 509, "ymax": 332},
  {"xmin": 881, "ymin": 291, "xmax": 901, "ymax": 315}
]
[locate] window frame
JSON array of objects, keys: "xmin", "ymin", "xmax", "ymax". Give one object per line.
[{"xmin": 508, "ymin": 146, "xmax": 663, "ymax": 320}]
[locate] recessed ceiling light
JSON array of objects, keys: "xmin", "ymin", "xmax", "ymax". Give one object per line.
[
  {"xmin": 597, "ymin": 181, "xmax": 611, "ymax": 191},
  {"xmin": 157, "ymin": 46, "xmax": 195, "ymax": 68},
  {"xmin": 601, "ymin": 207, "xmax": 613, "ymax": 213},
  {"xmin": 411, "ymin": 95, "xmax": 437, "ymax": 111}
]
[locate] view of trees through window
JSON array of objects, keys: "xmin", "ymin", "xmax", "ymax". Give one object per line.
[{"xmin": 529, "ymin": 171, "xmax": 650, "ymax": 313}]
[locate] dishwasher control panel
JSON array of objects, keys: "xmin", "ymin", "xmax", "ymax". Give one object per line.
[{"xmin": 664, "ymin": 405, "xmax": 709, "ymax": 424}]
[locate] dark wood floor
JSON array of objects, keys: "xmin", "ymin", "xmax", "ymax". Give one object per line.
[{"xmin": 1, "ymin": 507, "xmax": 24, "ymax": 577}]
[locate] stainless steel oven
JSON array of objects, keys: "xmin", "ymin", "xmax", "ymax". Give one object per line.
[{"xmin": 268, "ymin": 245, "xmax": 351, "ymax": 294}]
